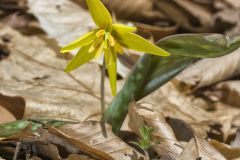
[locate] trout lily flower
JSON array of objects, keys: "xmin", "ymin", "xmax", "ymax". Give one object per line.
[{"xmin": 60, "ymin": 0, "xmax": 170, "ymax": 96}]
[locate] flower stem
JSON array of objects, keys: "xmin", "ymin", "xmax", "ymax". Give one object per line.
[{"xmin": 101, "ymin": 58, "xmax": 106, "ymax": 120}]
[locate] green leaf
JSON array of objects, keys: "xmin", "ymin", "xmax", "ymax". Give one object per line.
[
  {"xmin": 104, "ymin": 54, "xmax": 193, "ymax": 133},
  {"xmin": 0, "ymin": 119, "xmax": 76, "ymax": 138},
  {"xmin": 64, "ymin": 44, "xmax": 95, "ymax": 72},
  {"xmin": 112, "ymin": 24, "xmax": 137, "ymax": 35},
  {"xmin": 86, "ymin": 0, "xmax": 112, "ymax": 28},
  {"xmin": 159, "ymin": 34, "xmax": 240, "ymax": 58},
  {"xmin": 105, "ymin": 47, "xmax": 117, "ymax": 96},
  {"xmin": 61, "ymin": 30, "xmax": 97, "ymax": 53},
  {"xmin": 118, "ymin": 33, "xmax": 170, "ymax": 56},
  {"xmin": 105, "ymin": 33, "xmax": 240, "ymax": 133}
]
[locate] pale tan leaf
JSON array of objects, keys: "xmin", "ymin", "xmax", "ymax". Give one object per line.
[
  {"xmin": 27, "ymin": 0, "xmax": 94, "ymax": 47},
  {"xmin": 231, "ymin": 129, "xmax": 240, "ymax": 148},
  {"xmin": 0, "ymin": 26, "xmax": 114, "ymax": 121},
  {"xmin": 50, "ymin": 121, "xmax": 145, "ymax": 160},
  {"xmin": 223, "ymin": 0, "xmax": 240, "ymax": 8},
  {"xmin": 175, "ymin": 48, "xmax": 240, "ymax": 91},
  {"xmin": 128, "ymin": 102, "xmax": 183, "ymax": 160},
  {"xmin": 179, "ymin": 137, "xmax": 226, "ymax": 160},
  {"xmin": 174, "ymin": 0, "xmax": 212, "ymax": 27},
  {"xmin": 0, "ymin": 105, "xmax": 16, "ymax": 123}
]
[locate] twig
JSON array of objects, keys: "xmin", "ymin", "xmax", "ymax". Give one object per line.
[
  {"xmin": 13, "ymin": 141, "xmax": 21, "ymax": 160},
  {"xmin": 144, "ymin": 150, "xmax": 150, "ymax": 160},
  {"xmin": 100, "ymin": 58, "xmax": 108, "ymax": 137},
  {"xmin": 101, "ymin": 58, "xmax": 106, "ymax": 120}
]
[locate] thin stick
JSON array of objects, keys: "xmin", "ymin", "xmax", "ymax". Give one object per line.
[
  {"xmin": 100, "ymin": 58, "xmax": 108, "ymax": 137},
  {"xmin": 13, "ymin": 142, "xmax": 21, "ymax": 160},
  {"xmin": 101, "ymin": 58, "xmax": 106, "ymax": 120},
  {"xmin": 144, "ymin": 150, "xmax": 150, "ymax": 160}
]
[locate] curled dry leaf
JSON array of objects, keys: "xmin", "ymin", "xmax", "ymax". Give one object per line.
[
  {"xmin": 0, "ymin": 105, "xmax": 16, "ymax": 123},
  {"xmin": 210, "ymin": 140, "xmax": 240, "ymax": 160},
  {"xmin": 231, "ymin": 129, "xmax": 240, "ymax": 148},
  {"xmin": 128, "ymin": 102, "xmax": 183, "ymax": 159},
  {"xmin": 214, "ymin": 9, "xmax": 240, "ymax": 35},
  {"xmin": 223, "ymin": 0, "xmax": 240, "ymax": 8},
  {"xmin": 0, "ymin": 26, "xmax": 114, "ymax": 121},
  {"xmin": 155, "ymin": 0, "xmax": 214, "ymax": 33},
  {"xmin": 174, "ymin": 0, "xmax": 213, "ymax": 29},
  {"xmin": 213, "ymin": 81, "xmax": 240, "ymax": 108},
  {"xmin": 50, "ymin": 121, "xmax": 145, "ymax": 160},
  {"xmin": 175, "ymin": 47, "xmax": 240, "ymax": 91},
  {"xmin": 0, "ymin": 91, "xmax": 24, "ymax": 124},
  {"xmin": 179, "ymin": 137, "xmax": 226, "ymax": 160}
]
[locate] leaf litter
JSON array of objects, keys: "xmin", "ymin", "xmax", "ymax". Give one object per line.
[{"xmin": 0, "ymin": 0, "xmax": 240, "ymax": 159}]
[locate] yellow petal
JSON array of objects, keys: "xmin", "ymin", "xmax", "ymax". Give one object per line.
[
  {"xmin": 64, "ymin": 44, "xmax": 95, "ymax": 72},
  {"xmin": 112, "ymin": 24, "xmax": 137, "ymax": 34},
  {"xmin": 114, "ymin": 39, "xmax": 124, "ymax": 54},
  {"xmin": 105, "ymin": 47, "xmax": 117, "ymax": 96},
  {"xmin": 61, "ymin": 30, "xmax": 97, "ymax": 53},
  {"xmin": 86, "ymin": 0, "xmax": 112, "ymax": 28},
  {"xmin": 118, "ymin": 33, "xmax": 170, "ymax": 56}
]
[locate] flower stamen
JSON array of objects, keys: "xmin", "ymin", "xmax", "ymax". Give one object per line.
[
  {"xmin": 96, "ymin": 29, "xmax": 105, "ymax": 37},
  {"xmin": 109, "ymin": 35, "xmax": 115, "ymax": 47}
]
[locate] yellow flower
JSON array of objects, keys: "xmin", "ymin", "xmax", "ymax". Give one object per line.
[{"xmin": 60, "ymin": 0, "xmax": 170, "ymax": 96}]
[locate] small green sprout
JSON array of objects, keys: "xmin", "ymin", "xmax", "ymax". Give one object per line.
[
  {"xmin": 132, "ymin": 125, "xmax": 154, "ymax": 151},
  {"xmin": 60, "ymin": 0, "xmax": 170, "ymax": 96}
]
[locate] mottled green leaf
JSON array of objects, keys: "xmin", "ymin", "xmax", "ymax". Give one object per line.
[
  {"xmin": 159, "ymin": 34, "xmax": 240, "ymax": 58},
  {"xmin": 105, "ymin": 33, "xmax": 240, "ymax": 133}
]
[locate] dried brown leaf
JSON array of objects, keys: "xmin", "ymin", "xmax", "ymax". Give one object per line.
[
  {"xmin": 0, "ymin": 93, "xmax": 25, "ymax": 121},
  {"xmin": 50, "ymin": 121, "xmax": 145, "ymax": 160},
  {"xmin": 0, "ymin": 105, "xmax": 16, "ymax": 123},
  {"xmin": 214, "ymin": 81, "xmax": 240, "ymax": 108},
  {"xmin": 155, "ymin": 0, "xmax": 214, "ymax": 33},
  {"xmin": 231, "ymin": 129, "xmax": 240, "ymax": 148},
  {"xmin": 27, "ymin": 0, "xmax": 94, "ymax": 47},
  {"xmin": 179, "ymin": 137, "xmax": 226, "ymax": 160},
  {"xmin": 0, "ymin": 26, "xmax": 114, "ymax": 121},
  {"xmin": 210, "ymin": 140, "xmax": 240, "ymax": 160}
]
